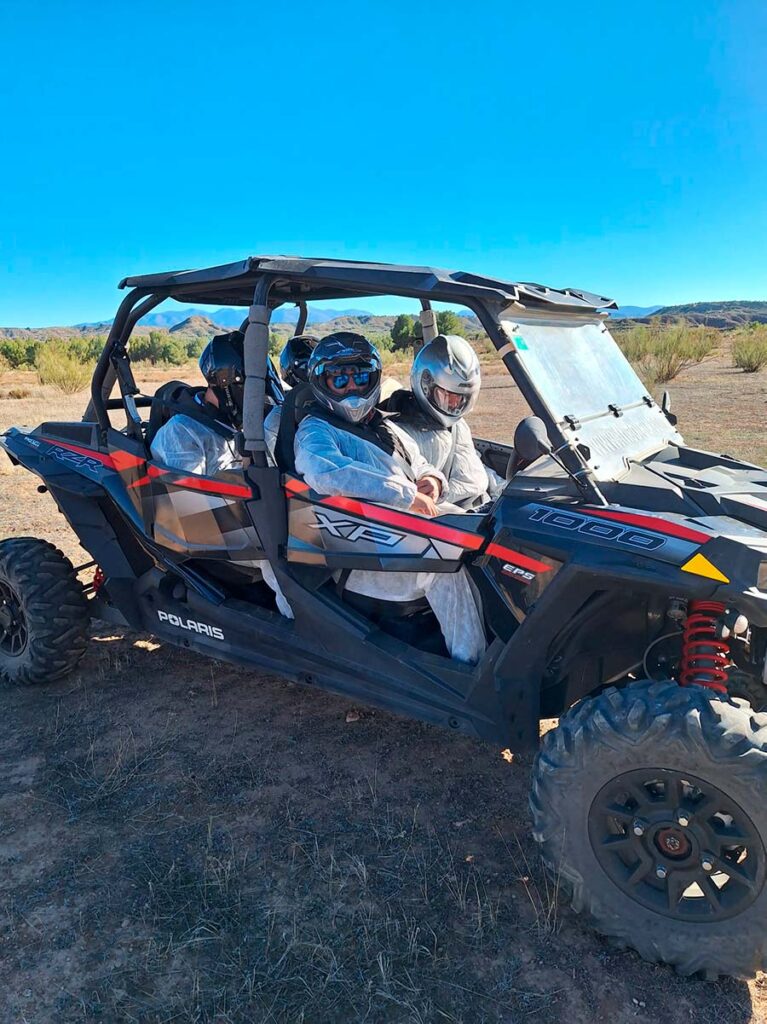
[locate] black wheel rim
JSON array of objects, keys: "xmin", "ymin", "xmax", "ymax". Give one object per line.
[
  {"xmin": 0, "ymin": 580, "xmax": 28, "ymax": 658},
  {"xmin": 589, "ymin": 768, "xmax": 765, "ymax": 922}
]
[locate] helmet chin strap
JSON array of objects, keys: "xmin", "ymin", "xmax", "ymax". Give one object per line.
[{"xmin": 212, "ymin": 384, "xmax": 241, "ymax": 428}]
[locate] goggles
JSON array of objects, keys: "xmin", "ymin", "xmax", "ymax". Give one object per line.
[{"xmin": 328, "ymin": 368, "xmax": 372, "ymax": 390}]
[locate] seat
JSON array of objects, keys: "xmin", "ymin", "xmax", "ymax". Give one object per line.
[
  {"xmin": 274, "ymin": 382, "xmax": 313, "ymax": 472},
  {"xmin": 144, "ymin": 380, "xmax": 208, "ymax": 450}
]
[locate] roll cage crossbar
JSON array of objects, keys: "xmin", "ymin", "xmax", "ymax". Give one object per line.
[{"xmin": 85, "ymin": 256, "xmax": 617, "ymax": 501}]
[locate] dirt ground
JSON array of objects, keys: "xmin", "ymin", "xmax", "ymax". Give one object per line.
[{"xmin": 1, "ymin": 349, "xmax": 767, "ymax": 1023}]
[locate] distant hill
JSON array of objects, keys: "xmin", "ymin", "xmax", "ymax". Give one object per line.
[
  {"xmin": 616, "ymin": 301, "xmax": 767, "ymax": 329},
  {"xmin": 653, "ymin": 301, "xmax": 767, "ymax": 328},
  {"xmin": 168, "ymin": 315, "xmax": 223, "ymax": 339},
  {"xmin": 143, "ymin": 307, "xmax": 241, "ymax": 329}
]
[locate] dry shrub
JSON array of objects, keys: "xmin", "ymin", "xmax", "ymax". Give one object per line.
[
  {"xmin": 616, "ymin": 324, "xmax": 652, "ymax": 363},
  {"xmin": 733, "ymin": 324, "xmax": 767, "ymax": 373},
  {"xmin": 36, "ymin": 342, "xmax": 94, "ymax": 394},
  {"xmin": 617, "ymin": 321, "xmax": 718, "ymax": 385},
  {"xmin": 2, "ymin": 387, "xmax": 31, "ymax": 399}
]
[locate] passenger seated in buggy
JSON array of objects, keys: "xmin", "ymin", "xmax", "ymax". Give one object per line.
[
  {"xmin": 150, "ymin": 331, "xmax": 292, "ymax": 617},
  {"xmin": 152, "ymin": 331, "xmax": 259, "ymax": 476},
  {"xmin": 264, "ymin": 334, "xmax": 318, "ymax": 458},
  {"xmin": 295, "ymin": 332, "xmax": 487, "ymax": 664},
  {"xmin": 384, "ymin": 334, "xmax": 506, "ymax": 509}
]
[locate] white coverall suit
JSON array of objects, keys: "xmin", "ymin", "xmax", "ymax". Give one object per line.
[
  {"xmin": 389, "ymin": 416, "xmax": 506, "ymax": 508},
  {"xmin": 151, "ymin": 410, "xmax": 241, "ymax": 476},
  {"xmin": 294, "ymin": 414, "xmax": 487, "ymax": 664}
]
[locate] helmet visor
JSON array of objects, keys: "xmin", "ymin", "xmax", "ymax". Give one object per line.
[{"xmin": 432, "ymin": 384, "xmax": 471, "ymax": 417}]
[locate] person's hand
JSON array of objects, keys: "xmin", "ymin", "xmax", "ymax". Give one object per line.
[
  {"xmin": 409, "ymin": 492, "xmax": 439, "ymax": 517},
  {"xmin": 416, "ymin": 475, "xmax": 442, "ymax": 500}
]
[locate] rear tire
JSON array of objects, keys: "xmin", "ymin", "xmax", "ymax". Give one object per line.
[
  {"xmin": 530, "ymin": 680, "xmax": 767, "ymax": 979},
  {"xmin": 0, "ymin": 537, "xmax": 89, "ymax": 685}
]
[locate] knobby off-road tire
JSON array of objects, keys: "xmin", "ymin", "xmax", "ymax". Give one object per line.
[
  {"xmin": 530, "ymin": 679, "xmax": 767, "ymax": 979},
  {"xmin": 0, "ymin": 537, "xmax": 89, "ymax": 685}
]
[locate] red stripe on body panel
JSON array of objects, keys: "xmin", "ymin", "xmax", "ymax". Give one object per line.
[
  {"xmin": 129, "ymin": 464, "xmax": 249, "ymax": 498},
  {"xmin": 109, "ymin": 449, "xmax": 146, "ymax": 470},
  {"xmin": 485, "ymin": 543, "xmax": 552, "ymax": 573},
  {"xmin": 320, "ymin": 495, "xmax": 485, "ymax": 550},
  {"xmin": 284, "ymin": 477, "xmax": 310, "ymax": 495},
  {"xmin": 130, "ymin": 464, "xmax": 170, "ymax": 489},
  {"xmin": 584, "ymin": 507, "xmax": 712, "ymax": 545},
  {"xmin": 171, "ymin": 475, "xmax": 252, "ymax": 499}
]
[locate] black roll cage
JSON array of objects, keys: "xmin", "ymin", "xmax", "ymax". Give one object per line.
[{"xmin": 85, "ymin": 256, "xmax": 617, "ymax": 503}]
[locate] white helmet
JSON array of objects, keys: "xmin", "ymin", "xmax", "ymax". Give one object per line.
[{"xmin": 411, "ymin": 334, "xmax": 481, "ymax": 428}]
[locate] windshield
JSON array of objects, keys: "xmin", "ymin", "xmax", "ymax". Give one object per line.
[{"xmin": 499, "ymin": 313, "xmax": 683, "ymax": 480}]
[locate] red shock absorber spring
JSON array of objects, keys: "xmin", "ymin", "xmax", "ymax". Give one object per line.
[
  {"xmin": 679, "ymin": 600, "xmax": 730, "ymax": 693},
  {"xmin": 92, "ymin": 566, "xmax": 105, "ymax": 593}
]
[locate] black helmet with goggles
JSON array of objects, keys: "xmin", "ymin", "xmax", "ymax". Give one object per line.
[{"xmin": 307, "ymin": 332, "xmax": 382, "ymax": 424}]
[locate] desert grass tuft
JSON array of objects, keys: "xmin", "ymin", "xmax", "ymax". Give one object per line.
[
  {"xmin": 732, "ymin": 324, "xmax": 767, "ymax": 373},
  {"xmin": 616, "ymin": 321, "xmax": 718, "ymax": 385},
  {"xmin": 36, "ymin": 342, "xmax": 94, "ymax": 393}
]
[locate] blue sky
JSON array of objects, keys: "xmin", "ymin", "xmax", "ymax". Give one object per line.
[{"xmin": 1, "ymin": 0, "xmax": 765, "ymax": 326}]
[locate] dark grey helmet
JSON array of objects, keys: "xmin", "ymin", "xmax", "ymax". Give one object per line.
[
  {"xmin": 279, "ymin": 334, "xmax": 318, "ymax": 387},
  {"xmin": 411, "ymin": 334, "xmax": 481, "ymax": 428},
  {"xmin": 307, "ymin": 332, "xmax": 382, "ymax": 423},
  {"xmin": 199, "ymin": 331, "xmax": 245, "ymax": 427}
]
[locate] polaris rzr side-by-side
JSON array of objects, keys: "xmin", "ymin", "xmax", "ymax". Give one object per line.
[{"xmin": 4, "ymin": 256, "xmax": 767, "ymax": 980}]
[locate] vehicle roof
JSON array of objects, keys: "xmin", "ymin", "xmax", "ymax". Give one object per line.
[{"xmin": 119, "ymin": 255, "xmax": 617, "ymax": 313}]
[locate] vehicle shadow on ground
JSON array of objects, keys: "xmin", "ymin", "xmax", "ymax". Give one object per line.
[{"xmin": 0, "ymin": 629, "xmax": 759, "ymax": 1024}]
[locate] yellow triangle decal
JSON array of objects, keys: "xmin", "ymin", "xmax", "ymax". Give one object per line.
[{"xmin": 681, "ymin": 553, "xmax": 730, "ymax": 583}]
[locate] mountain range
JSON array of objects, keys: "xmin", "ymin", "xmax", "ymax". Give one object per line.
[
  {"xmin": 4, "ymin": 301, "xmax": 767, "ymax": 342},
  {"xmin": 76, "ymin": 305, "xmax": 376, "ymax": 330},
  {"xmin": 85, "ymin": 302, "xmax": 660, "ymax": 328}
]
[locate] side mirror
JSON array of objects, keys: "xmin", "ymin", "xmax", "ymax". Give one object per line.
[
  {"xmin": 514, "ymin": 416, "xmax": 553, "ymax": 462},
  {"xmin": 661, "ymin": 390, "xmax": 678, "ymax": 426}
]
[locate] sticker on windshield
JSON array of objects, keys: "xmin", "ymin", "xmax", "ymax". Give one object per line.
[{"xmin": 513, "ymin": 335, "xmax": 528, "ymax": 350}]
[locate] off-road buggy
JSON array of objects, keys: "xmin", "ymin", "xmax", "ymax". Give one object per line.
[{"xmin": 3, "ymin": 256, "xmax": 767, "ymax": 979}]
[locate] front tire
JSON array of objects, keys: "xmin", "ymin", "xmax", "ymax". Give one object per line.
[
  {"xmin": 0, "ymin": 537, "xmax": 89, "ymax": 685},
  {"xmin": 530, "ymin": 680, "xmax": 767, "ymax": 979}
]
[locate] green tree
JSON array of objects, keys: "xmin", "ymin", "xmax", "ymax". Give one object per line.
[
  {"xmin": 130, "ymin": 330, "xmax": 185, "ymax": 365},
  {"xmin": 185, "ymin": 337, "xmax": 207, "ymax": 361},
  {"xmin": 0, "ymin": 339, "xmax": 42, "ymax": 368},
  {"xmin": 156, "ymin": 338, "xmax": 188, "ymax": 365},
  {"xmin": 67, "ymin": 335, "xmax": 105, "ymax": 363},
  {"xmin": 436, "ymin": 310, "xmax": 465, "ymax": 337},
  {"xmin": 391, "ymin": 314, "xmax": 417, "ymax": 351}
]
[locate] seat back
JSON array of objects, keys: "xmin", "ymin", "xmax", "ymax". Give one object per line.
[
  {"xmin": 274, "ymin": 383, "xmax": 313, "ymax": 472},
  {"xmin": 145, "ymin": 381, "xmax": 206, "ymax": 448}
]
